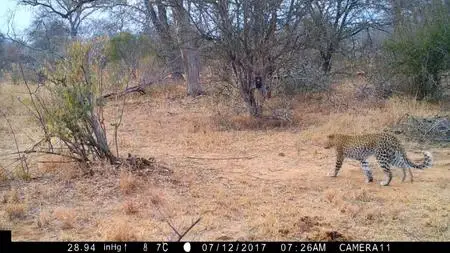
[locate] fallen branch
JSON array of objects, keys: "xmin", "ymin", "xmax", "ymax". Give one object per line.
[
  {"xmin": 37, "ymin": 160, "xmax": 76, "ymax": 164},
  {"xmin": 102, "ymin": 84, "xmax": 148, "ymax": 99},
  {"xmin": 185, "ymin": 155, "xmax": 256, "ymax": 160},
  {"xmin": 12, "ymin": 150, "xmax": 84, "ymax": 163},
  {"xmin": 101, "ymin": 70, "xmax": 174, "ymax": 100}
]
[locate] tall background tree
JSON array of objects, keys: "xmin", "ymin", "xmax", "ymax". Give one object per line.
[
  {"xmin": 189, "ymin": 0, "xmax": 311, "ymax": 117},
  {"xmin": 18, "ymin": 0, "xmax": 115, "ymax": 38},
  {"xmin": 303, "ymin": 0, "xmax": 383, "ymax": 73}
]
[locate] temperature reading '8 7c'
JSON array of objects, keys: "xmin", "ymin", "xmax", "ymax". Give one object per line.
[{"xmin": 143, "ymin": 243, "xmax": 169, "ymax": 252}]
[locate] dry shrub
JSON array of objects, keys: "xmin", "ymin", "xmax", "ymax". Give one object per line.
[
  {"xmin": 102, "ymin": 219, "xmax": 138, "ymax": 241},
  {"xmin": 122, "ymin": 200, "xmax": 139, "ymax": 215},
  {"xmin": 54, "ymin": 207, "xmax": 77, "ymax": 229},
  {"xmin": 119, "ymin": 171, "xmax": 137, "ymax": 194},
  {"xmin": 37, "ymin": 210, "xmax": 51, "ymax": 228},
  {"xmin": 5, "ymin": 203, "xmax": 27, "ymax": 220}
]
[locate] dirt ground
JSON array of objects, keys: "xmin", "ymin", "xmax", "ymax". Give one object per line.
[{"xmin": 0, "ymin": 82, "xmax": 449, "ymax": 241}]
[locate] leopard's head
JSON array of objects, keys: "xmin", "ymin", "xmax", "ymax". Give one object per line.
[{"xmin": 324, "ymin": 134, "xmax": 336, "ymax": 149}]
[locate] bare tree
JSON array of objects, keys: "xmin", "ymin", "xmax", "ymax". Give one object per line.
[
  {"xmin": 304, "ymin": 0, "xmax": 380, "ymax": 73},
  {"xmin": 18, "ymin": 0, "xmax": 115, "ymax": 38},
  {"xmin": 122, "ymin": 0, "xmax": 203, "ymax": 96},
  {"xmin": 190, "ymin": 0, "xmax": 309, "ymax": 117}
]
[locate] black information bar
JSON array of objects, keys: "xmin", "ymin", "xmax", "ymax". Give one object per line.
[{"xmin": 1, "ymin": 231, "xmax": 449, "ymax": 253}]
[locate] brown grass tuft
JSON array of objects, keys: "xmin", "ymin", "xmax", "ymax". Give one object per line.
[
  {"xmin": 5, "ymin": 188, "xmax": 20, "ymax": 203},
  {"xmin": 352, "ymin": 189, "xmax": 373, "ymax": 202},
  {"xmin": 36, "ymin": 210, "xmax": 51, "ymax": 228},
  {"xmin": 119, "ymin": 171, "xmax": 137, "ymax": 194},
  {"xmin": 102, "ymin": 219, "xmax": 138, "ymax": 241},
  {"xmin": 0, "ymin": 167, "xmax": 8, "ymax": 182},
  {"xmin": 340, "ymin": 204, "xmax": 360, "ymax": 218},
  {"xmin": 307, "ymin": 230, "xmax": 352, "ymax": 241},
  {"xmin": 364, "ymin": 207, "xmax": 383, "ymax": 224},
  {"xmin": 323, "ymin": 189, "xmax": 338, "ymax": 203},
  {"xmin": 54, "ymin": 207, "xmax": 77, "ymax": 229},
  {"xmin": 5, "ymin": 203, "xmax": 27, "ymax": 220},
  {"xmin": 295, "ymin": 216, "xmax": 321, "ymax": 234},
  {"xmin": 122, "ymin": 200, "xmax": 139, "ymax": 215}
]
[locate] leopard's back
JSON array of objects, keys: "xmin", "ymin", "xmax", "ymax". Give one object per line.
[{"xmin": 334, "ymin": 133, "xmax": 405, "ymax": 159}]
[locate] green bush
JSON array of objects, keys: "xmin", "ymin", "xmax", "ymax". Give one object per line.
[
  {"xmin": 43, "ymin": 41, "xmax": 116, "ymax": 163},
  {"xmin": 105, "ymin": 32, "xmax": 156, "ymax": 68},
  {"xmin": 384, "ymin": 3, "xmax": 450, "ymax": 99}
]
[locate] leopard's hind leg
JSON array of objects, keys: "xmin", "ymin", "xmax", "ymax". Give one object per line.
[
  {"xmin": 360, "ymin": 161, "xmax": 373, "ymax": 183},
  {"xmin": 376, "ymin": 151, "xmax": 394, "ymax": 186}
]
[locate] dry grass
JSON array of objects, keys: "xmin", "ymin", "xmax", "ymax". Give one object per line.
[
  {"xmin": 119, "ymin": 171, "xmax": 137, "ymax": 194},
  {"xmin": 122, "ymin": 200, "xmax": 139, "ymax": 215},
  {"xmin": 212, "ymin": 114, "xmax": 295, "ymax": 131},
  {"xmin": 0, "ymin": 79, "xmax": 449, "ymax": 241},
  {"xmin": 298, "ymin": 96, "xmax": 439, "ymax": 144},
  {"xmin": 36, "ymin": 209, "xmax": 51, "ymax": 228},
  {"xmin": 3, "ymin": 189, "xmax": 27, "ymax": 220},
  {"xmin": 101, "ymin": 219, "xmax": 138, "ymax": 241},
  {"xmin": 54, "ymin": 207, "xmax": 77, "ymax": 229},
  {"xmin": 5, "ymin": 203, "xmax": 27, "ymax": 220},
  {"xmin": 0, "ymin": 166, "xmax": 8, "ymax": 181},
  {"xmin": 3, "ymin": 189, "xmax": 20, "ymax": 204}
]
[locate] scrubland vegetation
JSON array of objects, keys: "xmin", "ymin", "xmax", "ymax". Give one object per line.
[{"xmin": 0, "ymin": 0, "xmax": 449, "ymax": 241}]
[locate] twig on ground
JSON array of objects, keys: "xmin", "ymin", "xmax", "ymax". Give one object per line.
[{"xmin": 185, "ymin": 155, "xmax": 256, "ymax": 160}]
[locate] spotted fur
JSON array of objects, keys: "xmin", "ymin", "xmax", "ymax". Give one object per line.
[{"xmin": 324, "ymin": 133, "xmax": 432, "ymax": 186}]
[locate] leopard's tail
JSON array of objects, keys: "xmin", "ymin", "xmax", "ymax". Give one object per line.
[{"xmin": 403, "ymin": 151, "xmax": 433, "ymax": 169}]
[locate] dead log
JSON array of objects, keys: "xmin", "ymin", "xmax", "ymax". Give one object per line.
[{"xmin": 102, "ymin": 84, "xmax": 149, "ymax": 99}]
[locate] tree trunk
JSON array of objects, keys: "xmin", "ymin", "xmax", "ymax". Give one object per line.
[
  {"xmin": 320, "ymin": 49, "xmax": 333, "ymax": 73},
  {"xmin": 391, "ymin": 0, "xmax": 403, "ymax": 34},
  {"xmin": 181, "ymin": 47, "xmax": 203, "ymax": 96},
  {"xmin": 167, "ymin": 49, "xmax": 185, "ymax": 81},
  {"xmin": 233, "ymin": 63, "xmax": 265, "ymax": 117},
  {"xmin": 172, "ymin": 0, "xmax": 203, "ymax": 96}
]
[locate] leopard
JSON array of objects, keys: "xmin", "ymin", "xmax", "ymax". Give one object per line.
[{"xmin": 324, "ymin": 133, "xmax": 433, "ymax": 186}]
